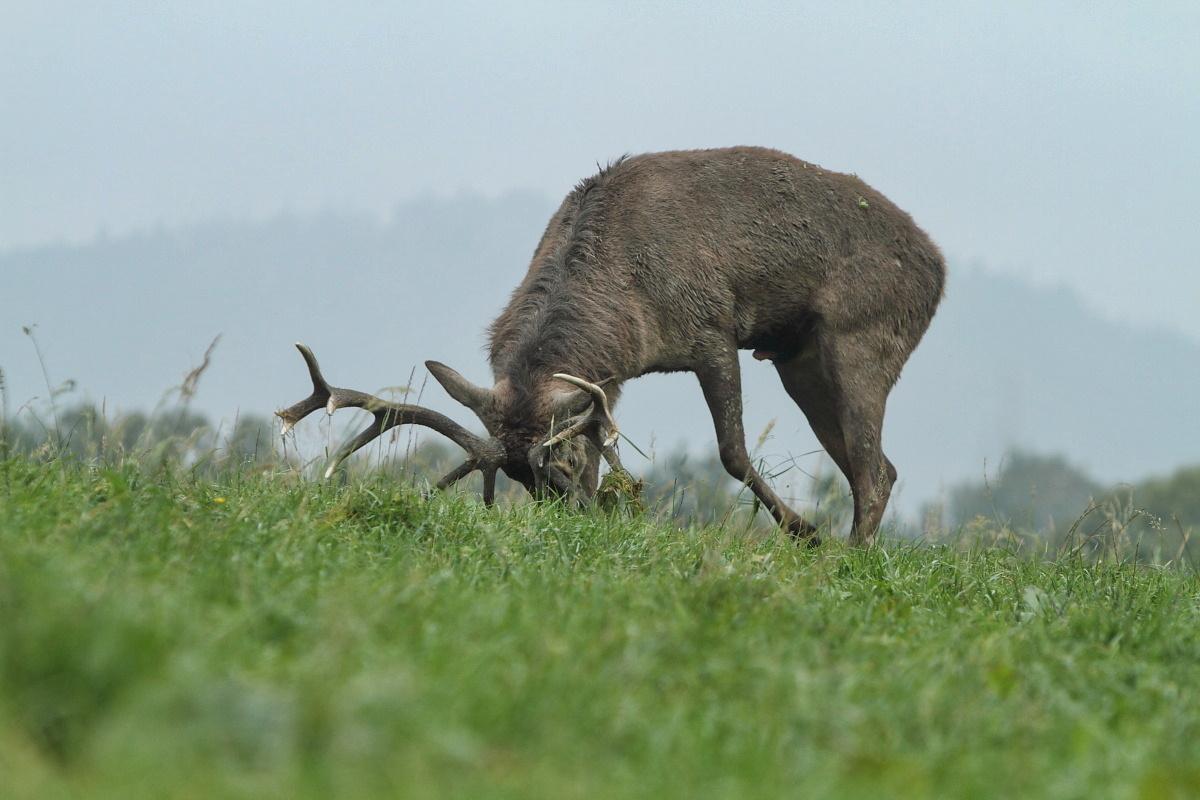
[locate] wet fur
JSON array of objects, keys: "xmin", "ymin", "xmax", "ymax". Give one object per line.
[
  {"xmin": 491, "ymin": 148, "xmax": 942, "ymax": 389},
  {"xmin": 482, "ymin": 146, "xmax": 946, "ymax": 543}
]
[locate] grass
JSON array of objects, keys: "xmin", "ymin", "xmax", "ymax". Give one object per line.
[{"xmin": 2, "ymin": 455, "xmax": 1200, "ymax": 799}]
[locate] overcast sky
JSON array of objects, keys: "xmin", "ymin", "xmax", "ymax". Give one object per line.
[{"xmin": 3, "ymin": 2, "xmax": 1198, "ymax": 339}]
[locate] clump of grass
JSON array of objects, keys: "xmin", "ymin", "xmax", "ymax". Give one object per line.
[{"xmin": 594, "ymin": 464, "xmax": 645, "ymax": 514}]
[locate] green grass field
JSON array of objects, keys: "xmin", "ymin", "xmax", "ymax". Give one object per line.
[{"xmin": 2, "ymin": 456, "xmax": 1199, "ymax": 799}]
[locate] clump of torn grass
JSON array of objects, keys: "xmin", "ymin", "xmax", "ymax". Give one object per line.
[{"xmin": 596, "ymin": 465, "xmax": 646, "ymax": 515}]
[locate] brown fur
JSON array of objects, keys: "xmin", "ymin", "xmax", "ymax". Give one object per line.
[{"xmin": 436, "ymin": 146, "xmax": 945, "ymax": 544}]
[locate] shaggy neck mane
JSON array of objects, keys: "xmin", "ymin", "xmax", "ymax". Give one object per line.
[{"xmin": 487, "ymin": 159, "xmax": 629, "ymax": 413}]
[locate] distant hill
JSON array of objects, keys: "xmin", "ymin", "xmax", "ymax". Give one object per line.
[
  {"xmin": 3, "ymin": 194, "xmax": 1198, "ymax": 517},
  {"xmin": 889, "ymin": 265, "xmax": 1200, "ymax": 513}
]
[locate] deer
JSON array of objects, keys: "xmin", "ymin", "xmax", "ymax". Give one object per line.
[{"xmin": 278, "ymin": 146, "xmax": 945, "ymax": 545}]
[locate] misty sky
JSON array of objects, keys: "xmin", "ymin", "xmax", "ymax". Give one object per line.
[{"xmin": 4, "ymin": 2, "xmax": 1199, "ymax": 338}]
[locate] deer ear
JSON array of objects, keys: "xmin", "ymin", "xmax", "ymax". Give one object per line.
[{"xmin": 425, "ymin": 361, "xmax": 493, "ymax": 417}]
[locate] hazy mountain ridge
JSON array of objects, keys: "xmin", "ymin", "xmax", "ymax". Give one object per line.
[
  {"xmin": 3, "ymin": 194, "xmax": 1197, "ymax": 514},
  {"xmin": 890, "ymin": 264, "xmax": 1200, "ymax": 506}
]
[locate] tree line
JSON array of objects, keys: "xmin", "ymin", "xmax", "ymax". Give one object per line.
[{"xmin": 3, "ymin": 401, "xmax": 1197, "ymax": 560}]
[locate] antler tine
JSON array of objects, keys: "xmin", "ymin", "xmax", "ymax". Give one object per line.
[
  {"xmin": 324, "ymin": 412, "xmax": 390, "ymax": 479},
  {"xmin": 600, "ymin": 443, "xmax": 625, "ymax": 474},
  {"xmin": 481, "ymin": 468, "xmax": 497, "ymax": 506},
  {"xmin": 546, "ymin": 372, "xmax": 619, "ymax": 449},
  {"xmin": 552, "ymin": 373, "xmax": 610, "ymax": 407},
  {"xmin": 276, "ymin": 343, "xmax": 333, "ymax": 435},
  {"xmin": 278, "ymin": 343, "xmax": 501, "ymax": 482},
  {"xmin": 436, "ymin": 459, "xmax": 478, "ymax": 490},
  {"xmin": 431, "ymin": 460, "xmax": 499, "ymax": 506},
  {"xmin": 541, "ymin": 416, "xmax": 593, "ymax": 449}
]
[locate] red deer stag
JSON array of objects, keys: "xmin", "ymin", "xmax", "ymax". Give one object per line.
[{"xmin": 278, "ymin": 147, "xmax": 945, "ymax": 545}]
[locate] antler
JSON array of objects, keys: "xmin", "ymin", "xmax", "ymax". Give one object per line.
[
  {"xmin": 542, "ymin": 372, "xmax": 619, "ymax": 450},
  {"xmin": 533, "ymin": 373, "xmax": 626, "ymax": 498},
  {"xmin": 277, "ymin": 343, "xmax": 503, "ymax": 499}
]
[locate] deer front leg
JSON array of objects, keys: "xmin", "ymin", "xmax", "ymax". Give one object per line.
[{"xmin": 695, "ymin": 346, "xmax": 820, "ymax": 544}]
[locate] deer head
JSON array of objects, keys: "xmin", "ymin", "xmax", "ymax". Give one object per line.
[{"xmin": 276, "ymin": 343, "xmax": 624, "ymax": 505}]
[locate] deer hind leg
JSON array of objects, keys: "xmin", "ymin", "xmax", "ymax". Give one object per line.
[
  {"xmin": 805, "ymin": 329, "xmax": 899, "ymax": 546},
  {"xmin": 774, "ymin": 350, "xmax": 899, "ymax": 544},
  {"xmin": 773, "ymin": 351, "xmax": 851, "ymax": 478},
  {"xmin": 694, "ymin": 340, "xmax": 819, "ymax": 543}
]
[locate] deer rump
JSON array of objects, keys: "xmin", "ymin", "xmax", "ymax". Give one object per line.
[{"xmin": 278, "ymin": 146, "xmax": 946, "ymax": 545}]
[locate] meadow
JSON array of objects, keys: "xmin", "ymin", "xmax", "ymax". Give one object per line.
[{"xmin": 2, "ymin": 455, "xmax": 1200, "ymax": 799}]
